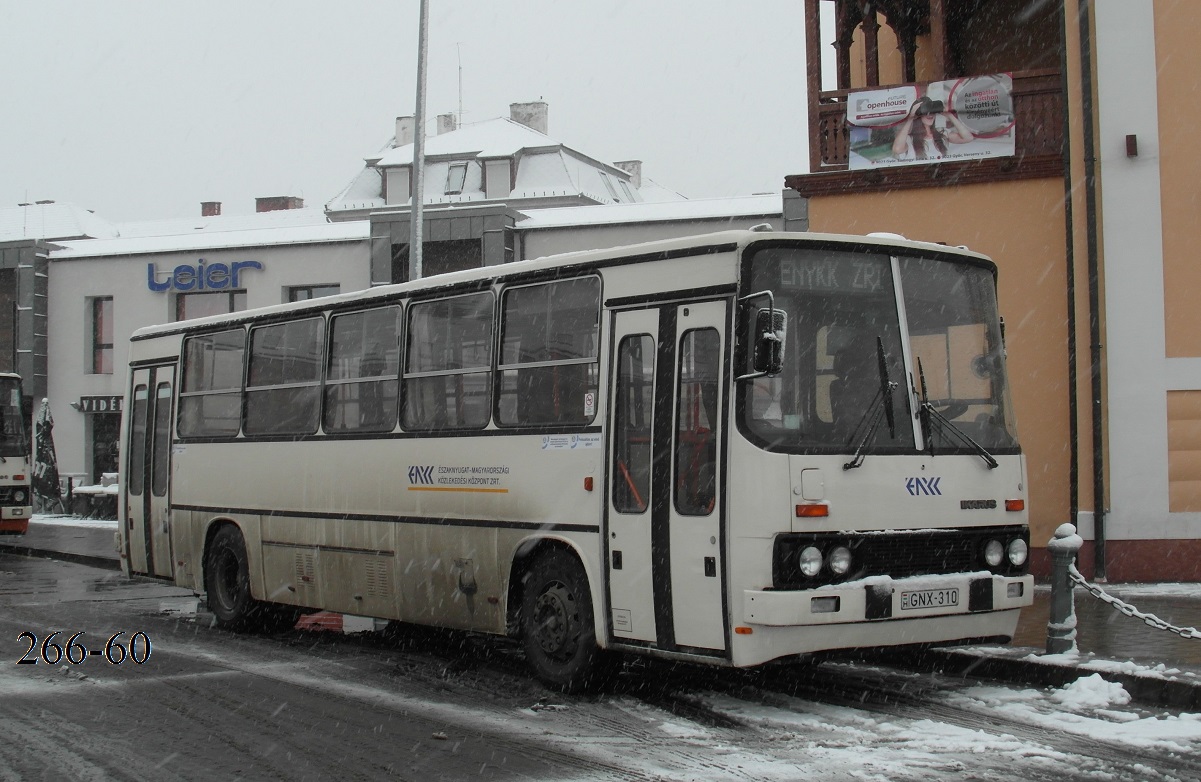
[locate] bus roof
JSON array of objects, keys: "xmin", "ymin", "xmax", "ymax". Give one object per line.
[{"xmin": 130, "ymin": 228, "xmax": 993, "ymax": 341}]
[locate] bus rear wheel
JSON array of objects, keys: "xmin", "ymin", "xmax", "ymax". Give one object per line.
[
  {"xmin": 205, "ymin": 525, "xmax": 297, "ymax": 632},
  {"xmin": 521, "ymin": 549, "xmax": 611, "ymax": 692}
]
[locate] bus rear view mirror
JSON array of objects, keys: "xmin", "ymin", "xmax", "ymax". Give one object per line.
[{"xmin": 752, "ymin": 308, "xmax": 787, "ymax": 376}]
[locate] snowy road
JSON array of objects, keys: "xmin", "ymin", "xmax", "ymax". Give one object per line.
[{"xmin": 2, "ymin": 554, "xmax": 1199, "ymax": 781}]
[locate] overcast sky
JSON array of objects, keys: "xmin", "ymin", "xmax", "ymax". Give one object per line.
[{"xmin": 1, "ymin": 1, "xmax": 811, "ymax": 222}]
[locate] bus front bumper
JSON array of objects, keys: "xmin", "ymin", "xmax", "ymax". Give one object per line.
[{"xmin": 743, "ymin": 572, "xmax": 1034, "ymax": 628}]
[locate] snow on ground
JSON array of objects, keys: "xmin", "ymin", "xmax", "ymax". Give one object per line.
[
  {"xmin": 30, "ymin": 514, "xmax": 116, "ymax": 529},
  {"xmin": 942, "ymin": 674, "xmax": 1201, "ymax": 751}
]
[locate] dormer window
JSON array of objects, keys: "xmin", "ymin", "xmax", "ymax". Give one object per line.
[
  {"xmin": 445, "ymin": 162, "xmax": 468, "ymax": 195},
  {"xmin": 599, "ymin": 171, "xmax": 621, "ymax": 202}
]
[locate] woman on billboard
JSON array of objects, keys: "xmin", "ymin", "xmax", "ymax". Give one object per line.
[{"xmin": 891, "ymin": 97, "xmax": 976, "ymax": 161}]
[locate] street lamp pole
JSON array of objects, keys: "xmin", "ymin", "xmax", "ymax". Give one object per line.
[{"xmin": 410, "ymin": 0, "xmax": 429, "ymax": 280}]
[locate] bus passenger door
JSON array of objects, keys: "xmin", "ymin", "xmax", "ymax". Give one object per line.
[
  {"xmin": 667, "ymin": 301, "xmax": 727, "ymax": 653},
  {"xmin": 125, "ymin": 365, "xmax": 176, "ymax": 579},
  {"xmin": 606, "ymin": 301, "xmax": 728, "ymax": 655},
  {"xmin": 606, "ymin": 310, "xmax": 659, "ymax": 644}
]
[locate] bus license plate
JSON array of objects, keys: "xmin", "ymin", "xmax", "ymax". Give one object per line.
[{"xmin": 900, "ymin": 588, "xmax": 959, "ymax": 611}]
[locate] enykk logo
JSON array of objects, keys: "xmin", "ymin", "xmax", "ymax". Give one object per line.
[
  {"xmin": 906, "ymin": 477, "xmax": 942, "ymax": 496},
  {"xmin": 408, "ymin": 466, "xmax": 434, "ymax": 485}
]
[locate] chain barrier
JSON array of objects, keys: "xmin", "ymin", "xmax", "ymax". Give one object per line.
[{"xmin": 1068, "ymin": 564, "xmax": 1201, "ymax": 640}]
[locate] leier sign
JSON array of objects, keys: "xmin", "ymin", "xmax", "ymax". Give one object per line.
[{"xmin": 146, "ymin": 259, "xmax": 263, "ymax": 292}]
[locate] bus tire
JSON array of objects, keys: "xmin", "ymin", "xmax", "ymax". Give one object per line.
[
  {"xmin": 204, "ymin": 524, "xmax": 292, "ymax": 632},
  {"xmin": 521, "ymin": 549, "xmax": 610, "ymax": 693}
]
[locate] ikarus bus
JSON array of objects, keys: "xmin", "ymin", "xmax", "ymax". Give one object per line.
[
  {"xmin": 119, "ymin": 229, "xmax": 1033, "ymax": 691},
  {"xmin": 0, "ymin": 374, "xmax": 32, "ymax": 534}
]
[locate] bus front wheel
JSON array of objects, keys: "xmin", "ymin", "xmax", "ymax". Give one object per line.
[
  {"xmin": 205, "ymin": 525, "xmax": 297, "ymax": 632},
  {"xmin": 521, "ymin": 549, "xmax": 610, "ymax": 692}
]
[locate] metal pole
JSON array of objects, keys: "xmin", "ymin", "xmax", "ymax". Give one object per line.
[
  {"xmin": 1046, "ymin": 523, "xmax": 1083, "ymax": 654},
  {"xmin": 410, "ymin": 0, "xmax": 429, "ymax": 280}
]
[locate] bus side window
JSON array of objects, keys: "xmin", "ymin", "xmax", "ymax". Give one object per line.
[
  {"xmin": 178, "ymin": 328, "xmax": 245, "ymax": 437},
  {"xmin": 675, "ymin": 328, "xmax": 721, "ymax": 516},
  {"xmin": 612, "ymin": 335, "xmax": 654, "ymax": 513},
  {"xmin": 497, "ymin": 277, "xmax": 600, "ymax": 426},
  {"xmin": 245, "ymin": 317, "xmax": 324, "ymax": 436},
  {"xmin": 402, "ymin": 292, "xmax": 493, "ymax": 430},
  {"xmin": 324, "ymin": 306, "xmax": 401, "ymax": 433}
]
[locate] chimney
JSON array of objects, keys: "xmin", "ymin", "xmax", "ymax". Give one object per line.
[
  {"xmin": 510, "ymin": 101, "xmax": 548, "ymax": 135},
  {"xmin": 255, "ymin": 196, "xmax": 304, "ymax": 213},
  {"xmin": 395, "ymin": 116, "xmax": 415, "ymax": 147},
  {"xmin": 613, "ymin": 160, "xmax": 643, "ymax": 189},
  {"xmin": 201, "ymin": 201, "xmax": 222, "ymax": 217},
  {"xmin": 437, "ymin": 113, "xmax": 457, "ymax": 135}
]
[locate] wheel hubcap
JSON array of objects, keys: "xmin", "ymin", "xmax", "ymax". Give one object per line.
[
  {"xmin": 215, "ymin": 551, "xmax": 239, "ymax": 609},
  {"xmin": 533, "ymin": 583, "xmax": 578, "ymax": 659}
]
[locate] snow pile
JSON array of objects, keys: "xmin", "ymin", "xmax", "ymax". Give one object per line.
[{"xmin": 1047, "ymin": 673, "xmax": 1131, "ymax": 710}]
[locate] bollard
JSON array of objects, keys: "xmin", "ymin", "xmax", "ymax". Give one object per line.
[{"xmin": 1046, "ymin": 522, "xmax": 1083, "ymax": 654}]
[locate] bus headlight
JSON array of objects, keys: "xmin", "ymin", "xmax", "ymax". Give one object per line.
[
  {"xmin": 12, "ymin": 489, "xmax": 26, "ymax": 503},
  {"xmin": 983, "ymin": 539, "xmax": 1004, "ymax": 568},
  {"xmin": 798, "ymin": 546, "xmax": 823, "ymax": 578},
  {"xmin": 827, "ymin": 546, "xmax": 852, "ymax": 576},
  {"xmin": 1007, "ymin": 538, "xmax": 1029, "ymax": 567}
]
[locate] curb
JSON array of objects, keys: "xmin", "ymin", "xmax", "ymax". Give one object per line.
[
  {"xmin": 0, "ymin": 542, "xmax": 121, "ymax": 572},
  {"xmin": 910, "ymin": 647, "xmax": 1201, "ymax": 710}
]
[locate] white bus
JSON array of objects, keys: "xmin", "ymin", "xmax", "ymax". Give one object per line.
[
  {"xmin": 0, "ymin": 373, "xmax": 31, "ymax": 534},
  {"xmin": 120, "ymin": 229, "xmax": 1033, "ymax": 691}
]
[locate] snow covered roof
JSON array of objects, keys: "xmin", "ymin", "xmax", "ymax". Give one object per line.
[
  {"xmin": 51, "ymin": 220, "xmax": 368, "ymax": 260},
  {"xmin": 516, "ymin": 193, "xmax": 782, "ymax": 230},
  {"xmin": 0, "ymin": 202, "xmax": 119, "ymax": 242},
  {"xmin": 326, "ymin": 115, "xmax": 684, "ymax": 217},
  {"xmin": 114, "ymin": 206, "xmax": 333, "ymax": 239},
  {"xmin": 375, "ymin": 117, "xmax": 558, "ymax": 166}
]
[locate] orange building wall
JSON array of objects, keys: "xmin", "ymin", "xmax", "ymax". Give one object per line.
[
  {"xmin": 1156, "ymin": 0, "xmax": 1201, "ymax": 359},
  {"xmin": 807, "ymin": 178, "xmax": 1070, "ymax": 551}
]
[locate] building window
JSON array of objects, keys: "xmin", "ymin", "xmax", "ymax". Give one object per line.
[
  {"xmin": 287, "ymin": 284, "xmax": 340, "ymax": 303},
  {"xmin": 91, "ymin": 297, "xmax": 114, "ymax": 374},
  {"xmin": 175, "ymin": 291, "xmax": 247, "ymax": 322},
  {"xmin": 444, "ymin": 162, "xmax": 468, "ymax": 195}
]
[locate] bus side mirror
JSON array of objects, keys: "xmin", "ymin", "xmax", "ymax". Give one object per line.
[{"xmin": 752, "ymin": 308, "xmax": 787, "ymax": 376}]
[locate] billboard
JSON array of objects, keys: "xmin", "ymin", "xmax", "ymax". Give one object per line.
[{"xmin": 846, "ymin": 74, "xmax": 1015, "ymax": 170}]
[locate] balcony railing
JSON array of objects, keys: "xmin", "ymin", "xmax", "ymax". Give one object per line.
[{"xmin": 810, "ymin": 69, "xmax": 1064, "ymax": 172}]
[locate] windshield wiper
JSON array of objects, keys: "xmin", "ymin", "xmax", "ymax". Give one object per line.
[
  {"xmin": 916, "ymin": 359, "xmax": 998, "ymax": 469},
  {"xmin": 844, "ymin": 337, "xmax": 898, "ymax": 470}
]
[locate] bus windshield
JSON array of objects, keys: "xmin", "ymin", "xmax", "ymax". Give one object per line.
[
  {"xmin": 740, "ymin": 244, "xmax": 1017, "ymax": 454},
  {"xmin": 898, "ymin": 255, "xmax": 1018, "ymax": 453},
  {"xmin": 0, "ymin": 378, "xmax": 28, "ymax": 459}
]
